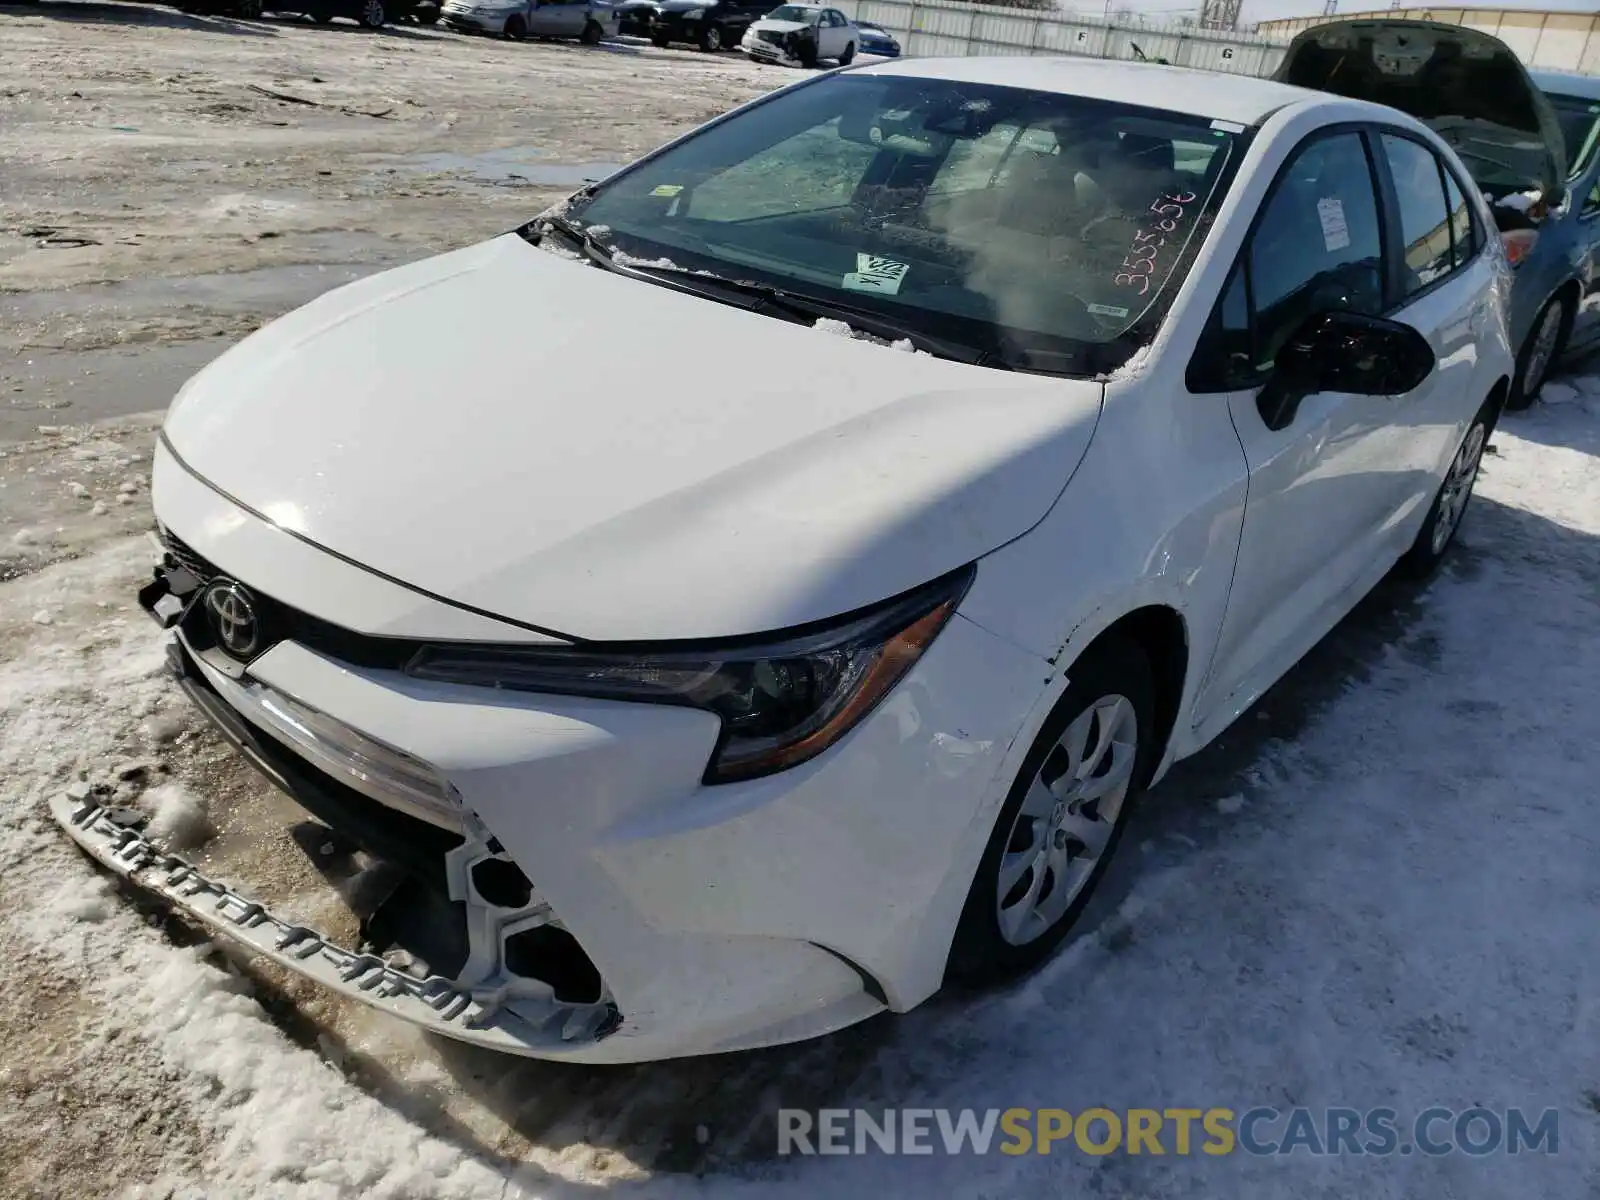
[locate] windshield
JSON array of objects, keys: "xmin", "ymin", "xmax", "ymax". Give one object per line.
[
  {"xmin": 562, "ymin": 74, "xmax": 1242, "ymax": 374},
  {"xmin": 1544, "ymin": 92, "xmax": 1600, "ymax": 179},
  {"xmin": 766, "ymin": 4, "xmax": 815, "ymax": 19}
]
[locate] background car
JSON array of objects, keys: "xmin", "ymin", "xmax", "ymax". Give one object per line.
[
  {"xmin": 176, "ymin": 0, "xmax": 436, "ymax": 25},
  {"xmin": 614, "ymin": 0, "xmax": 654, "ymax": 34},
  {"xmin": 1277, "ymin": 20, "xmax": 1580, "ymax": 408},
  {"xmin": 1531, "ymin": 70, "xmax": 1600, "ymax": 288},
  {"xmin": 741, "ymin": 2, "xmax": 857, "ymax": 66},
  {"xmin": 441, "ymin": 0, "xmax": 615, "ymax": 39},
  {"xmin": 646, "ymin": 0, "xmax": 770, "ymax": 51},
  {"xmin": 853, "ymin": 21, "xmax": 899, "ymax": 57}
]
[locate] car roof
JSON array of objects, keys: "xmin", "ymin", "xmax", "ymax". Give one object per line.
[
  {"xmin": 853, "ymin": 57, "xmax": 1325, "ymax": 126},
  {"xmin": 1530, "ymin": 68, "xmax": 1600, "ymax": 102}
]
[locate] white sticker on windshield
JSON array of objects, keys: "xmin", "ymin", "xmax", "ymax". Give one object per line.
[
  {"xmin": 1209, "ymin": 119, "xmax": 1245, "ymax": 133},
  {"xmin": 1317, "ymin": 196, "xmax": 1351, "ymax": 252},
  {"xmin": 1087, "ymin": 303, "xmax": 1130, "ymax": 318},
  {"xmin": 843, "ymin": 253, "xmax": 910, "ymax": 296}
]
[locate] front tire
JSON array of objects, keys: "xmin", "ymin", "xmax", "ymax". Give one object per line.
[
  {"xmin": 233, "ymin": 0, "xmax": 262, "ymax": 17},
  {"xmin": 356, "ymin": 0, "xmax": 385, "ymax": 23},
  {"xmin": 503, "ymin": 11, "xmax": 525, "ymax": 35},
  {"xmin": 650, "ymin": 30, "xmax": 670, "ymax": 46},
  {"xmin": 1506, "ymin": 291, "xmax": 1573, "ymax": 410},
  {"xmin": 580, "ymin": 17, "xmax": 602, "ymax": 41},
  {"xmin": 947, "ymin": 636, "xmax": 1155, "ymax": 982},
  {"xmin": 838, "ymin": 39, "xmax": 854, "ymax": 64},
  {"xmin": 1395, "ymin": 408, "xmax": 1490, "ymax": 579},
  {"xmin": 697, "ymin": 24, "xmax": 722, "ymax": 50}
]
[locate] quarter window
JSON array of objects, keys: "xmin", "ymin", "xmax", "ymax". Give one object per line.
[
  {"xmin": 1381, "ymin": 134, "xmax": 1454, "ymax": 296},
  {"xmin": 1441, "ymin": 165, "xmax": 1478, "ymax": 269}
]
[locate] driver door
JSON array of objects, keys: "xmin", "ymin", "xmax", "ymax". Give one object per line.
[{"xmin": 1190, "ymin": 128, "xmax": 1421, "ymax": 734}]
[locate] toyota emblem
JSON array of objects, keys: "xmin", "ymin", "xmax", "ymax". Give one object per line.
[{"xmin": 204, "ymin": 579, "xmax": 262, "ymax": 659}]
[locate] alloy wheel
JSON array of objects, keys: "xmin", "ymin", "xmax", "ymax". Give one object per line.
[
  {"xmin": 1430, "ymin": 422, "xmax": 1486, "ymax": 556},
  {"xmin": 1522, "ymin": 301, "xmax": 1565, "ymax": 400},
  {"xmin": 995, "ymin": 694, "xmax": 1138, "ymax": 946}
]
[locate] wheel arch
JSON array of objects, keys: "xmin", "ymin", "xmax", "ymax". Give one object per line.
[{"xmin": 1076, "ymin": 604, "xmax": 1189, "ymax": 789}]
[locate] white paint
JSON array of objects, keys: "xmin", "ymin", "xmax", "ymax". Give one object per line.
[{"xmin": 137, "ymin": 74, "xmax": 1518, "ymax": 1064}]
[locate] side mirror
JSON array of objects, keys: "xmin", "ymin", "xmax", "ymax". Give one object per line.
[{"xmin": 1260, "ymin": 309, "xmax": 1435, "ymax": 429}]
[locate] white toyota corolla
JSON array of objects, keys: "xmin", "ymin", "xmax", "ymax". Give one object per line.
[{"xmin": 60, "ymin": 56, "xmax": 1516, "ymax": 1062}]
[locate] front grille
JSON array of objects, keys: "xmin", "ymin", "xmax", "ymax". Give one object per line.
[
  {"xmin": 163, "ymin": 529, "xmax": 218, "ymax": 586},
  {"xmin": 757, "ymin": 28, "xmax": 782, "ymax": 43},
  {"xmin": 158, "ymin": 528, "xmax": 428, "ymax": 671}
]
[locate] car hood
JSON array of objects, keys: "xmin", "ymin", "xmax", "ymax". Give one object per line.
[
  {"xmin": 653, "ymin": 0, "xmax": 711, "ymax": 12},
  {"xmin": 163, "ymin": 234, "xmax": 1104, "ymax": 643},
  {"xmin": 1275, "ymin": 19, "xmax": 1567, "ymax": 201},
  {"xmin": 750, "ymin": 17, "xmax": 809, "ymax": 32}
]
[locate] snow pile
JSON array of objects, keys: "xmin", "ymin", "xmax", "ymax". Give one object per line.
[
  {"xmin": 1101, "ymin": 342, "xmax": 1152, "ymax": 383},
  {"xmin": 812, "ymin": 317, "xmax": 856, "ymax": 338},
  {"xmin": 1489, "ymin": 188, "xmax": 1542, "ymax": 214},
  {"xmin": 141, "ymin": 781, "xmax": 213, "ymax": 850},
  {"xmin": 612, "ymin": 249, "xmax": 683, "ymax": 271}
]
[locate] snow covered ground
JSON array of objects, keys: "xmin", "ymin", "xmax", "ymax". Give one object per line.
[{"xmin": 2, "ymin": 392, "xmax": 1597, "ymax": 1197}]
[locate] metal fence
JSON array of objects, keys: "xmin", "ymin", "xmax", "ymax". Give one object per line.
[{"xmin": 832, "ymin": 0, "xmax": 1290, "ymax": 77}]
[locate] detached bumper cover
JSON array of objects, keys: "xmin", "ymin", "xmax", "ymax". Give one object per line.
[{"xmin": 51, "ymin": 794, "xmax": 619, "ymax": 1054}]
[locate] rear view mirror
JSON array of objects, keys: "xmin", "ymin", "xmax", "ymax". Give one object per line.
[{"xmin": 1260, "ymin": 310, "xmax": 1435, "ymax": 428}]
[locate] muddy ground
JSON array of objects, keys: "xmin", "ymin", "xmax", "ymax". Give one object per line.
[{"xmin": 1, "ymin": 0, "xmax": 776, "ymax": 440}]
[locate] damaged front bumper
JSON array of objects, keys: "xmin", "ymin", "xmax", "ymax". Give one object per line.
[{"xmin": 52, "ymin": 794, "xmax": 619, "ymax": 1053}]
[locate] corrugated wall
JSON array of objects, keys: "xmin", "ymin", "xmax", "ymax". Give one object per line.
[
  {"xmin": 837, "ymin": 0, "xmax": 1289, "ymax": 75},
  {"xmin": 1254, "ymin": 8, "xmax": 1600, "ymax": 75}
]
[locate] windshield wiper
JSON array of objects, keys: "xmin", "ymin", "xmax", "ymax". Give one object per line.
[
  {"xmin": 657, "ymin": 272, "xmax": 996, "ymax": 366},
  {"xmin": 529, "ymin": 212, "xmax": 615, "ymax": 268},
  {"xmin": 525, "ymin": 220, "xmax": 1095, "ymax": 373}
]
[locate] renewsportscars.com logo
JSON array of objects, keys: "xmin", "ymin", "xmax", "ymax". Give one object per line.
[{"xmin": 776, "ymin": 1107, "xmax": 1561, "ymax": 1157}]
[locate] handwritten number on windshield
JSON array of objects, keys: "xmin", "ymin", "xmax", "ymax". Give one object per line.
[{"xmin": 1113, "ymin": 191, "xmax": 1197, "ymax": 297}]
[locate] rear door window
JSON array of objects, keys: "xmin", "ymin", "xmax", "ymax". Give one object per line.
[{"xmin": 1380, "ymin": 134, "xmax": 1454, "ymax": 297}]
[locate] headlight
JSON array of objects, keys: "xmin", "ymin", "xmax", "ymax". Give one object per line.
[{"xmin": 404, "ymin": 566, "xmax": 973, "ymax": 784}]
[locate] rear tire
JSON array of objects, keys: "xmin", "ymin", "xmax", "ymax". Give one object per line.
[
  {"xmin": 356, "ymin": 0, "xmax": 385, "ymax": 23},
  {"xmin": 233, "ymin": 0, "xmax": 262, "ymax": 17},
  {"xmin": 947, "ymin": 636, "xmax": 1155, "ymax": 983},
  {"xmin": 580, "ymin": 17, "xmax": 602, "ymax": 41},
  {"xmin": 1395, "ymin": 405, "xmax": 1491, "ymax": 579},
  {"xmin": 697, "ymin": 24, "xmax": 721, "ymax": 50},
  {"xmin": 1506, "ymin": 290, "xmax": 1573, "ymax": 410},
  {"xmin": 415, "ymin": 6, "xmax": 439, "ymax": 21},
  {"xmin": 650, "ymin": 30, "xmax": 670, "ymax": 46}
]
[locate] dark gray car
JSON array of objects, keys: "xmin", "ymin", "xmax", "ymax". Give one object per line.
[{"xmin": 1278, "ymin": 20, "xmax": 1578, "ymax": 407}]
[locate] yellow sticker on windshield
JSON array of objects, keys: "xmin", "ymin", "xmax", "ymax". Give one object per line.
[{"xmin": 651, "ymin": 184, "xmax": 684, "ymax": 197}]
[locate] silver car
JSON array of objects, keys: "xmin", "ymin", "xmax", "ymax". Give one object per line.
[{"xmin": 442, "ymin": 0, "xmax": 617, "ymax": 40}]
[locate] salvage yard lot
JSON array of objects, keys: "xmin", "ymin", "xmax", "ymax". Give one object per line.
[{"xmin": 2, "ymin": 6, "xmax": 1599, "ymax": 1199}]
